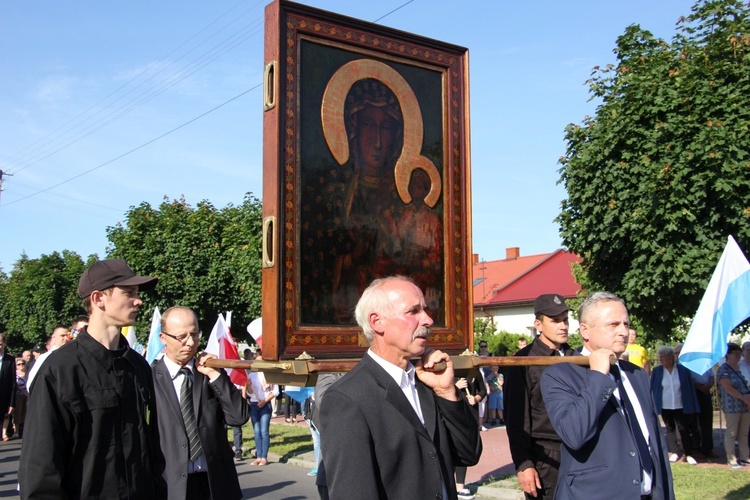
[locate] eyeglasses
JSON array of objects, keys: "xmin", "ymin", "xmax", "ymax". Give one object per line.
[
  {"xmin": 162, "ymin": 331, "xmax": 202, "ymax": 345},
  {"xmin": 479, "ymin": 344, "xmax": 488, "ymax": 348},
  {"xmin": 16, "ymin": 362, "xmax": 25, "ymax": 366}
]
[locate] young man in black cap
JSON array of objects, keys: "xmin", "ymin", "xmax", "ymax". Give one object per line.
[
  {"xmin": 20, "ymin": 259, "xmax": 166, "ymax": 499},
  {"xmin": 504, "ymin": 293, "xmax": 576, "ymax": 499}
]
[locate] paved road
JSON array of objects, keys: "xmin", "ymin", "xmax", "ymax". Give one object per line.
[{"xmin": 0, "ymin": 439, "xmax": 320, "ymax": 499}]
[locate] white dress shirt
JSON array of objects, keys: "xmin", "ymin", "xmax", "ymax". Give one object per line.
[{"xmin": 162, "ymin": 356, "xmax": 209, "ymax": 473}]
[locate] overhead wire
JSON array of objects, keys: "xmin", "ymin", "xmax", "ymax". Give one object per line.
[
  {"xmin": 2, "ymin": 0, "xmax": 264, "ymax": 174},
  {"xmin": 1, "ymin": 0, "xmax": 416, "ymax": 210},
  {"xmin": 2, "ymin": 84, "xmax": 260, "ymax": 207},
  {"xmin": 5, "ymin": 17, "xmax": 264, "ymax": 175}
]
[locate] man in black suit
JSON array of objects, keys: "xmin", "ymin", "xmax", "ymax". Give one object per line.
[
  {"xmin": 152, "ymin": 306, "xmax": 250, "ymax": 500},
  {"xmin": 541, "ymin": 292, "xmax": 674, "ymax": 500},
  {"xmin": 0, "ymin": 334, "xmax": 16, "ymax": 441},
  {"xmin": 318, "ymin": 276, "xmax": 482, "ymax": 500}
]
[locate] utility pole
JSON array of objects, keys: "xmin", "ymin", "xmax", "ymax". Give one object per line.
[{"xmin": 0, "ymin": 169, "xmax": 12, "ymax": 206}]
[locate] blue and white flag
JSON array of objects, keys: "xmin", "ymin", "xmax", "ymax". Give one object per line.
[
  {"xmin": 284, "ymin": 385, "xmax": 314, "ymax": 404},
  {"xmin": 146, "ymin": 307, "xmax": 164, "ymax": 364},
  {"xmin": 680, "ymin": 236, "xmax": 750, "ymax": 375}
]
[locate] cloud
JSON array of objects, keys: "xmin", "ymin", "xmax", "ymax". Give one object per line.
[{"xmin": 34, "ymin": 75, "xmax": 77, "ymax": 104}]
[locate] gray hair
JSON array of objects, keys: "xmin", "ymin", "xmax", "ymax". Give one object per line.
[
  {"xmin": 354, "ymin": 276, "xmax": 414, "ymax": 344},
  {"xmin": 657, "ymin": 345, "xmax": 675, "ymax": 359},
  {"xmin": 578, "ymin": 291, "xmax": 626, "ymax": 326}
]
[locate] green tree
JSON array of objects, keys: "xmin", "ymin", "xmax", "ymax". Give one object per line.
[
  {"xmin": 557, "ymin": 0, "xmax": 750, "ymax": 339},
  {"xmin": 106, "ymin": 193, "xmax": 263, "ymax": 341},
  {"xmin": 0, "ymin": 251, "xmax": 89, "ymax": 349},
  {"xmin": 473, "ymin": 318, "xmax": 531, "ymax": 356}
]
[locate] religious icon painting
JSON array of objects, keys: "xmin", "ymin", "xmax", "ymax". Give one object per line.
[{"xmin": 261, "ymin": 0, "xmax": 473, "ymax": 360}]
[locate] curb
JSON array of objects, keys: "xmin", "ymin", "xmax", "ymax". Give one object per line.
[{"xmin": 474, "ymin": 483, "xmax": 524, "ymax": 499}]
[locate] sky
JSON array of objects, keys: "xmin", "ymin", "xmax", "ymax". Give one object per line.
[{"xmin": 0, "ymin": 0, "xmax": 698, "ymax": 272}]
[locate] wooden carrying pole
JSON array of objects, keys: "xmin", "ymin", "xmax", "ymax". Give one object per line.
[{"xmin": 204, "ymin": 355, "xmax": 601, "ymax": 374}]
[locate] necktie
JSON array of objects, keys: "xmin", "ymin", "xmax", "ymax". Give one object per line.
[
  {"xmin": 179, "ymin": 367, "xmax": 203, "ymax": 462},
  {"xmin": 612, "ymin": 366, "xmax": 653, "ymax": 474}
]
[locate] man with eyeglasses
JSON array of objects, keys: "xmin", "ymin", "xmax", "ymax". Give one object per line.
[
  {"xmin": 20, "ymin": 259, "xmax": 166, "ymax": 499},
  {"xmin": 152, "ymin": 306, "xmax": 250, "ymax": 500}
]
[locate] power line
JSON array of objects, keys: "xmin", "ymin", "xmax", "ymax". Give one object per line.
[
  {"xmin": 372, "ymin": 0, "xmax": 415, "ymax": 23},
  {"xmin": 1, "ymin": 0, "xmax": 418, "ymax": 208},
  {"xmin": 1, "ymin": 84, "xmax": 260, "ymax": 208},
  {"xmin": 5, "ymin": 18, "xmax": 264, "ymax": 176},
  {"xmin": 1, "ymin": 0, "xmax": 263, "ymax": 174}
]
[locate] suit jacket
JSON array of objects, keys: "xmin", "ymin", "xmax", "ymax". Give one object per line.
[
  {"xmin": 153, "ymin": 359, "xmax": 250, "ymax": 500},
  {"xmin": 0, "ymin": 352, "xmax": 16, "ymax": 416},
  {"xmin": 317, "ymin": 354, "xmax": 482, "ymax": 500},
  {"xmin": 541, "ymin": 360, "xmax": 674, "ymax": 500}
]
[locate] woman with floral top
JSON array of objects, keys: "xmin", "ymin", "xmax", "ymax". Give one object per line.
[{"xmin": 717, "ymin": 343, "xmax": 750, "ymax": 469}]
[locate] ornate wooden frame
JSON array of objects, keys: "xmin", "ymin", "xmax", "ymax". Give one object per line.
[{"xmin": 261, "ymin": 0, "xmax": 472, "ymax": 360}]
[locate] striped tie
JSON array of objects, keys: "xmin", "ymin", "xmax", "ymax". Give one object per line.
[{"xmin": 179, "ymin": 367, "xmax": 203, "ymax": 462}]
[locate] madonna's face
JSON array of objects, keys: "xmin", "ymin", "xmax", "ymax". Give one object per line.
[{"xmin": 356, "ymin": 106, "xmax": 399, "ymax": 172}]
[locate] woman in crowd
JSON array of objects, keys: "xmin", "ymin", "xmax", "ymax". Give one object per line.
[
  {"xmin": 10, "ymin": 358, "xmax": 28, "ymax": 439},
  {"xmin": 454, "ymin": 373, "xmax": 487, "ymax": 499},
  {"xmin": 717, "ymin": 342, "xmax": 750, "ymax": 469},
  {"xmin": 246, "ymin": 359, "xmax": 278, "ymax": 466},
  {"xmin": 649, "ymin": 345, "xmax": 700, "ymax": 464}
]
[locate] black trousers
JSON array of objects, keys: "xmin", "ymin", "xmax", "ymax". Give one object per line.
[
  {"xmin": 187, "ymin": 472, "xmax": 210, "ymax": 500},
  {"xmin": 695, "ymin": 389, "xmax": 715, "ymax": 453},
  {"xmin": 662, "ymin": 408, "xmax": 697, "ymax": 455},
  {"xmin": 525, "ymin": 441, "xmax": 561, "ymax": 500}
]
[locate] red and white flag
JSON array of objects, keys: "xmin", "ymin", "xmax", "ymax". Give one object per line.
[
  {"xmin": 205, "ymin": 312, "xmax": 247, "ymax": 386},
  {"xmin": 247, "ymin": 317, "xmax": 262, "ymax": 351}
]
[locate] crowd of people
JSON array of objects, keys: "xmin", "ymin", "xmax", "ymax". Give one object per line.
[{"xmin": 1, "ymin": 259, "xmax": 747, "ymax": 500}]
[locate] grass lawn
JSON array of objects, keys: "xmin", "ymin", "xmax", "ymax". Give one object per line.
[
  {"xmin": 230, "ymin": 421, "xmax": 314, "ymax": 460},
  {"xmin": 483, "ymin": 464, "xmax": 750, "ymax": 499},
  {"xmin": 672, "ymin": 463, "xmax": 750, "ymax": 499}
]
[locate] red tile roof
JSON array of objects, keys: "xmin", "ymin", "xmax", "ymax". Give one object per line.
[{"xmin": 473, "ymin": 249, "xmax": 581, "ymax": 307}]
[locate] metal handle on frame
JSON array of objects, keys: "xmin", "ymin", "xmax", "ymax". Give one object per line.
[
  {"xmin": 263, "ymin": 61, "xmax": 277, "ymax": 111},
  {"xmin": 262, "ymin": 216, "xmax": 276, "ymax": 268}
]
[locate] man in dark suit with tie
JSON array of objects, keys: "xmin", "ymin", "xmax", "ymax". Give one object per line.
[
  {"xmin": 152, "ymin": 306, "xmax": 250, "ymax": 500},
  {"xmin": 541, "ymin": 292, "xmax": 674, "ymax": 500},
  {"xmin": 317, "ymin": 276, "xmax": 483, "ymax": 500}
]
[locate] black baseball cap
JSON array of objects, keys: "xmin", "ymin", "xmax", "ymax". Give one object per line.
[
  {"xmin": 78, "ymin": 259, "xmax": 157, "ymax": 298},
  {"xmin": 534, "ymin": 294, "xmax": 570, "ymax": 317}
]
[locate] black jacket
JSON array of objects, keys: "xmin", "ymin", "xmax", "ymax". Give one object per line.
[
  {"xmin": 19, "ymin": 329, "xmax": 166, "ymax": 499},
  {"xmin": 0, "ymin": 351, "xmax": 16, "ymax": 417},
  {"xmin": 504, "ymin": 337, "xmax": 576, "ymax": 472},
  {"xmin": 318, "ymin": 354, "xmax": 482, "ymax": 500}
]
